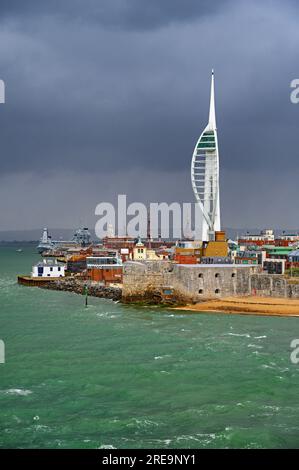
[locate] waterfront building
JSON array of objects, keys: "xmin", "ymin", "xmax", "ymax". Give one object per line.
[
  {"xmin": 263, "ymin": 259, "xmax": 285, "ymax": 275},
  {"xmin": 234, "ymin": 250, "xmax": 260, "ymax": 265},
  {"xmin": 202, "ymin": 231, "xmax": 228, "ymax": 258},
  {"xmin": 275, "ymin": 233, "xmax": 299, "ymax": 247},
  {"xmin": 201, "ymin": 256, "xmax": 232, "ymax": 265},
  {"xmin": 174, "ymin": 240, "xmax": 202, "ymax": 264},
  {"xmin": 133, "ymin": 238, "xmax": 147, "ymax": 261},
  {"xmin": 238, "ymin": 229, "xmax": 275, "ymax": 247},
  {"xmin": 238, "ymin": 230, "xmax": 299, "ymax": 248},
  {"xmin": 132, "ymin": 237, "xmax": 163, "ymax": 261},
  {"xmin": 191, "ymin": 71, "xmax": 221, "ymax": 242},
  {"xmin": 86, "ymin": 256, "xmax": 123, "ymax": 283},
  {"xmin": 288, "ymin": 249, "xmax": 299, "ymax": 264},
  {"xmin": 173, "ymin": 232, "xmax": 228, "ymax": 264},
  {"xmin": 264, "ymin": 246, "xmax": 294, "ymax": 261},
  {"xmin": 31, "ymin": 258, "xmax": 65, "ymax": 278}
]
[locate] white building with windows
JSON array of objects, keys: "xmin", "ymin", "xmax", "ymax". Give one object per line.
[{"xmin": 32, "ymin": 258, "xmax": 65, "ymax": 278}]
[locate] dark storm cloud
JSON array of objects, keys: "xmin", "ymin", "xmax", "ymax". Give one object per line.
[
  {"xmin": 0, "ymin": 0, "xmax": 231, "ymax": 30},
  {"xmin": 0, "ymin": 0, "xmax": 299, "ymax": 230}
]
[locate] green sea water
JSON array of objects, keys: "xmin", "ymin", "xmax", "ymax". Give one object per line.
[{"xmin": 1, "ymin": 246, "xmax": 299, "ymax": 449}]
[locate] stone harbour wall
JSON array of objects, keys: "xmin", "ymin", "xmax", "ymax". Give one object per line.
[
  {"xmin": 122, "ymin": 261, "xmax": 175, "ymax": 304},
  {"xmin": 122, "ymin": 261, "xmax": 259, "ymax": 304},
  {"xmin": 172, "ymin": 264, "xmax": 258, "ymax": 302},
  {"xmin": 251, "ymin": 274, "xmax": 299, "ymax": 298},
  {"xmin": 39, "ymin": 277, "xmax": 122, "ymax": 301}
]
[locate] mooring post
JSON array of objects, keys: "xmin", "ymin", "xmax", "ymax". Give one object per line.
[{"xmin": 84, "ymin": 284, "xmax": 88, "ymax": 307}]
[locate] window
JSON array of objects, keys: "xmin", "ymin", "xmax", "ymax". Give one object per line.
[
  {"xmin": 215, "ymin": 273, "xmax": 220, "ymax": 278},
  {"xmin": 232, "ymin": 273, "xmax": 236, "ymax": 278},
  {"xmin": 50, "ymin": 267, "xmax": 53, "ymax": 272},
  {"xmin": 198, "ymin": 289, "xmax": 203, "ymax": 294},
  {"xmin": 58, "ymin": 267, "xmax": 61, "ymax": 271},
  {"xmin": 215, "ymin": 289, "xmax": 220, "ymax": 294},
  {"xmin": 198, "ymin": 273, "xmax": 203, "ymax": 278}
]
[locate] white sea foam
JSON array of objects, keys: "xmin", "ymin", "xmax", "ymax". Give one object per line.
[
  {"xmin": 176, "ymin": 434, "xmax": 201, "ymax": 443},
  {"xmin": 154, "ymin": 355, "xmax": 171, "ymax": 360},
  {"xmin": 155, "ymin": 439, "xmax": 172, "ymax": 446},
  {"xmin": 163, "ymin": 438, "xmax": 172, "ymax": 445},
  {"xmin": 263, "ymin": 405, "xmax": 280, "ymax": 412},
  {"xmin": 225, "ymin": 333, "xmax": 250, "ymax": 338},
  {"xmin": 132, "ymin": 418, "xmax": 159, "ymax": 429},
  {"xmin": 254, "ymin": 335, "xmax": 267, "ymax": 339},
  {"xmin": 34, "ymin": 424, "xmax": 49, "ymax": 432},
  {"xmin": 98, "ymin": 444, "xmax": 116, "ymax": 449},
  {"xmin": 177, "ymin": 432, "xmax": 216, "ymax": 444},
  {"xmin": 248, "ymin": 344, "xmax": 263, "ymax": 349},
  {"xmin": 96, "ymin": 312, "xmax": 117, "ymax": 319},
  {"xmin": 1, "ymin": 388, "xmax": 32, "ymax": 396}
]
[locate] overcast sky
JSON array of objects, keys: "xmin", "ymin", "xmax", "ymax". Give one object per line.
[{"xmin": 0, "ymin": 0, "xmax": 298, "ymax": 233}]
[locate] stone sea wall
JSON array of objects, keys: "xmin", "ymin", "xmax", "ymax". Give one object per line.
[
  {"xmin": 122, "ymin": 261, "xmax": 259, "ymax": 304},
  {"xmin": 251, "ymin": 274, "xmax": 299, "ymax": 298},
  {"xmin": 122, "ymin": 261, "xmax": 176, "ymax": 304},
  {"xmin": 39, "ymin": 278, "xmax": 122, "ymax": 301}
]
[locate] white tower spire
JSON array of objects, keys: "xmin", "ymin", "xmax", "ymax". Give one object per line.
[
  {"xmin": 208, "ymin": 70, "xmax": 216, "ymax": 130},
  {"xmin": 191, "ymin": 70, "xmax": 221, "ymax": 241}
]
